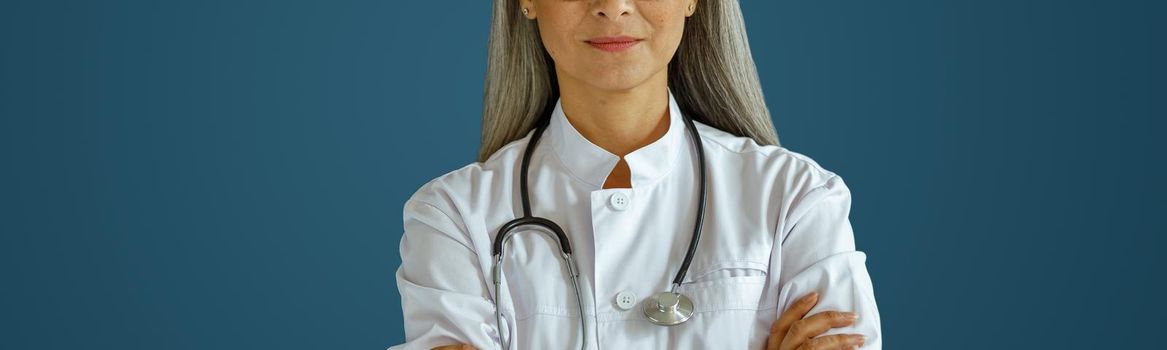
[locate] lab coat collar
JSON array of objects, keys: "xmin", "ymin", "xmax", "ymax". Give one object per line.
[{"xmin": 549, "ymin": 89, "xmax": 685, "ymax": 189}]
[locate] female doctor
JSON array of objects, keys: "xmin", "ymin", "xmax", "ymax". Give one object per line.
[{"xmin": 391, "ymin": 1, "xmax": 881, "ymax": 349}]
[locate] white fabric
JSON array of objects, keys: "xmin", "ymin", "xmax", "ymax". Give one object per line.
[{"xmin": 389, "ymin": 90, "xmax": 882, "ymax": 350}]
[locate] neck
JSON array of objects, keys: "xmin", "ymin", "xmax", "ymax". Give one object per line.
[{"xmin": 556, "ymin": 70, "xmax": 671, "ymax": 158}]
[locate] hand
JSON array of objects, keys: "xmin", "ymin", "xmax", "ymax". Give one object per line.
[
  {"xmin": 765, "ymin": 291, "xmax": 866, "ymax": 350},
  {"xmin": 432, "ymin": 345, "xmax": 475, "ymax": 350}
]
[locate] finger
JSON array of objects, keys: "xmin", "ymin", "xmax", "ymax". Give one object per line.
[
  {"xmin": 771, "ymin": 291, "xmax": 820, "ymax": 336},
  {"xmin": 786, "ymin": 311, "xmax": 858, "ymax": 344},
  {"xmin": 767, "ymin": 326, "xmax": 782, "ymax": 350},
  {"xmin": 769, "ymin": 292, "xmax": 820, "ymax": 350},
  {"xmin": 798, "ymin": 334, "xmax": 865, "ymax": 350}
]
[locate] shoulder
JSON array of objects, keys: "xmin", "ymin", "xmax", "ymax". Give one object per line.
[
  {"xmin": 693, "ymin": 121, "xmax": 844, "ymax": 194},
  {"xmin": 692, "ymin": 121, "xmax": 853, "ymax": 240},
  {"xmin": 403, "ymin": 129, "xmax": 534, "ymax": 225}
]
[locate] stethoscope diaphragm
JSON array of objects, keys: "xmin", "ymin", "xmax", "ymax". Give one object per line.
[{"xmin": 643, "ymin": 291, "xmax": 695, "ymax": 326}]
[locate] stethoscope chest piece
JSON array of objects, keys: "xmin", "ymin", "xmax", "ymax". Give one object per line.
[{"xmin": 642, "ymin": 291, "xmax": 695, "ymax": 326}]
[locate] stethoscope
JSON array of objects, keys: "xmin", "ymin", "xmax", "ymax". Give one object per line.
[{"xmin": 491, "ymin": 111, "xmax": 708, "ymax": 350}]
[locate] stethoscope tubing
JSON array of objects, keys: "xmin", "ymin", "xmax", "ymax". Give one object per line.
[{"xmin": 490, "ymin": 112, "xmax": 708, "ymax": 350}]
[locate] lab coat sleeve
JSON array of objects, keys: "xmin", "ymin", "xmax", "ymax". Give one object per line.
[
  {"xmin": 389, "ymin": 197, "xmax": 502, "ymax": 350},
  {"xmin": 774, "ymin": 175, "xmax": 882, "ymax": 349}
]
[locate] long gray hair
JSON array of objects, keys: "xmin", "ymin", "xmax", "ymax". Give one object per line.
[{"xmin": 479, "ymin": 0, "xmax": 779, "ymax": 162}]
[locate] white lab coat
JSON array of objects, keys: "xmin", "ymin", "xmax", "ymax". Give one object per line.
[{"xmin": 390, "ymin": 91, "xmax": 882, "ymax": 349}]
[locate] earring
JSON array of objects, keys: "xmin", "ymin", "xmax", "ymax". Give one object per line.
[
  {"xmin": 689, "ymin": 3, "xmax": 695, "ymax": 12},
  {"xmin": 522, "ymin": 7, "xmax": 529, "ymax": 17}
]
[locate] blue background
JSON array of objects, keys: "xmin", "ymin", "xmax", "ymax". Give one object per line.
[{"xmin": 2, "ymin": 0, "xmax": 1163, "ymax": 348}]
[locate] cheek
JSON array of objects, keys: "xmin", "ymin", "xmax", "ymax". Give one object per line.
[
  {"xmin": 537, "ymin": 22, "xmax": 578, "ymax": 64},
  {"xmin": 653, "ymin": 19, "xmax": 686, "ymax": 59}
]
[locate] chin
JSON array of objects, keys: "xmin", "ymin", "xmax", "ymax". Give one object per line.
[{"xmin": 577, "ymin": 66, "xmax": 657, "ymax": 92}]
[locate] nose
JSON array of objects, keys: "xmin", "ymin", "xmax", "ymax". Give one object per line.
[{"xmin": 591, "ymin": 0, "xmax": 634, "ymax": 19}]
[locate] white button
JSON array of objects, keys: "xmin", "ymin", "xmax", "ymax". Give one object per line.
[
  {"xmin": 609, "ymin": 192, "xmax": 630, "ymax": 211},
  {"xmin": 615, "ymin": 290, "xmax": 638, "ymax": 310}
]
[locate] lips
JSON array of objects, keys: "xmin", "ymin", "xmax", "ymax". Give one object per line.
[{"xmin": 586, "ymin": 36, "xmax": 643, "ymax": 52}]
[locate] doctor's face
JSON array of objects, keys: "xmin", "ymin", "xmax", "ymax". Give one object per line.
[{"xmin": 523, "ymin": 0, "xmax": 697, "ymax": 92}]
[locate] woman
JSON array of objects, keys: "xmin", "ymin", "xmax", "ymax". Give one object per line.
[{"xmin": 391, "ymin": 1, "xmax": 881, "ymax": 349}]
